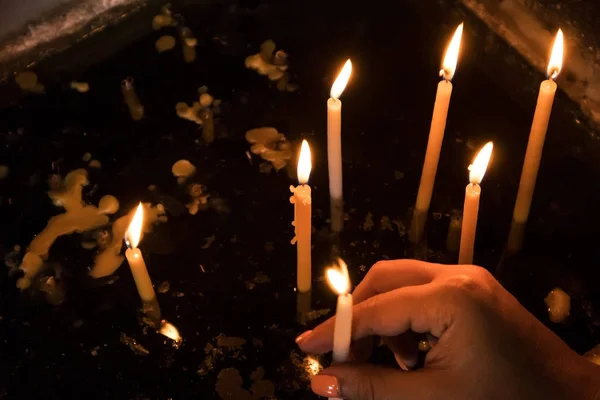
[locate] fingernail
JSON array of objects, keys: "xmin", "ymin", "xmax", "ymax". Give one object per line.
[
  {"xmin": 295, "ymin": 330, "xmax": 313, "ymax": 344},
  {"xmin": 311, "ymin": 375, "xmax": 340, "ymax": 397},
  {"xmin": 394, "ymin": 354, "xmax": 410, "ymax": 371}
]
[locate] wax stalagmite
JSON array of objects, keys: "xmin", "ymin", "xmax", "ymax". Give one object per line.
[
  {"xmin": 121, "ymin": 77, "xmax": 144, "ymax": 121},
  {"xmin": 327, "ymin": 59, "xmax": 352, "ymax": 233},
  {"xmin": 459, "ymin": 142, "xmax": 493, "ymax": 265},
  {"xmin": 508, "ymin": 29, "xmax": 564, "ymax": 253},
  {"xmin": 125, "ymin": 203, "xmax": 161, "ymax": 322},
  {"xmin": 410, "ymin": 23, "xmax": 464, "ymax": 244},
  {"xmin": 290, "ymin": 140, "xmax": 312, "ymax": 293},
  {"xmin": 327, "ymin": 259, "xmax": 352, "ymax": 400}
]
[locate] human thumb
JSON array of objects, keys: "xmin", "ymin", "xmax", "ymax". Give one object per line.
[{"xmin": 310, "ymin": 364, "xmax": 443, "ymax": 400}]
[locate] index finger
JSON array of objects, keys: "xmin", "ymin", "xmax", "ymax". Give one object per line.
[
  {"xmin": 352, "ymin": 259, "xmax": 440, "ymax": 304},
  {"xmin": 298, "ymin": 283, "xmax": 452, "ymax": 354}
]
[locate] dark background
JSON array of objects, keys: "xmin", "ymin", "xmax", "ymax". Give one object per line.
[{"xmin": 0, "ymin": 0, "xmax": 599, "ymax": 398}]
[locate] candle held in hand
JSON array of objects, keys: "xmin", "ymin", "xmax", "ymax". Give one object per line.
[
  {"xmin": 290, "ymin": 140, "xmax": 312, "ymax": 293},
  {"xmin": 125, "ymin": 203, "xmax": 161, "ymax": 321},
  {"xmin": 327, "ymin": 259, "xmax": 352, "ymax": 400},
  {"xmin": 508, "ymin": 30, "xmax": 564, "ymax": 253},
  {"xmin": 327, "ymin": 59, "xmax": 352, "ymax": 233},
  {"xmin": 410, "ymin": 23, "xmax": 464, "ymax": 244},
  {"xmin": 459, "ymin": 142, "xmax": 493, "ymax": 265}
]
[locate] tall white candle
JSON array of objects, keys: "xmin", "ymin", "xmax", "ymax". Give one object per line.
[
  {"xmin": 125, "ymin": 203, "xmax": 160, "ymax": 321},
  {"xmin": 327, "ymin": 59, "xmax": 352, "ymax": 233},
  {"xmin": 459, "ymin": 142, "xmax": 493, "ymax": 265},
  {"xmin": 327, "ymin": 259, "xmax": 352, "ymax": 400},
  {"xmin": 410, "ymin": 23, "xmax": 464, "ymax": 244},
  {"xmin": 290, "ymin": 140, "xmax": 312, "ymax": 293},
  {"xmin": 509, "ymin": 30, "xmax": 564, "ymax": 253}
]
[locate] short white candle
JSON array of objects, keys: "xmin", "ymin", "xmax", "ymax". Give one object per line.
[
  {"xmin": 326, "ymin": 259, "xmax": 352, "ymax": 400},
  {"xmin": 509, "ymin": 30, "xmax": 564, "ymax": 253},
  {"xmin": 290, "ymin": 140, "xmax": 312, "ymax": 293},
  {"xmin": 125, "ymin": 203, "xmax": 160, "ymax": 320},
  {"xmin": 327, "ymin": 60, "xmax": 352, "ymax": 233},
  {"xmin": 410, "ymin": 23, "xmax": 464, "ymax": 244},
  {"xmin": 459, "ymin": 142, "xmax": 493, "ymax": 265}
]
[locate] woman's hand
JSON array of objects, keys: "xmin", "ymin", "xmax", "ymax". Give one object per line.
[{"xmin": 296, "ymin": 260, "xmax": 600, "ymax": 400}]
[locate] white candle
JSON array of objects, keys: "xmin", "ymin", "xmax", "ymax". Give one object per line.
[
  {"xmin": 125, "ymin": 203, "xmax": 161, "ymax": 321},
  {"xmin": 459, "ymin": 142, "xmax": 493, "ymax": 265},
  {"xmin": 509, "ymin": 30, "xmax": 564, "ymax": 252},
  {"xmin": 410, "ymin": 23, "xmax": 464, "ymax": 244},
  {"xmin": 327, "ymin": 259, "xmax": 352, "ymax": 400},
  {"xmin": 327, "ymin": 59, "xmax": 352, "ymax": 233},
  {"xmin": 290, "ymin": 140, "xmax": 312, "ymax": 293}
]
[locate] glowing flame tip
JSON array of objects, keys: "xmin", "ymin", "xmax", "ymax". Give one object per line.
[
  {"xmin": 330, "ymin": 59, "xmax": 352, "ymax": 99},
  {"xmin": 440, "ymin": 23, "xmax": 464, "ymax": 81},
  {"xmin": 125, "ymin": 203, "xmax": 144, "ymax": 248},
  {"xmin": 468, "ymin": 141, "xmax": 493, "ymax": 184},
  {"xmin": 547, "ymin": 29, "xmax": 564, "ymax": 79},
  {"xmin": 297, "ymin": 140, "xmax": 312, "ymax": 184},
  {"xmin": 326, "ymin": 258, "xmax": 350, "ymax": 295}
]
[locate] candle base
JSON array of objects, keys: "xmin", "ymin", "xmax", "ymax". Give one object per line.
[
  {"xmin": 296, "ymin": 290, "xmax": 312, "ymax": 326},
  {"xmin": 409, "ymin": 208, "xmax": 427, "ymax": 244},
  {"xmin": 142, "ymin": 297, "xmax": 162, "ymax": 324},
  {"xmin": 330, "ymin": 196, "xmax": 344, "ymax": 233},
  {"xmin": 507, "ymin": 219, "xmax": 527, "ymax": 254}
]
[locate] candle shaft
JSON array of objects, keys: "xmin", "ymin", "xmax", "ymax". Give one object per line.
[
  {"xmin": 411, "ymin": 80, "xmax": 453, "ymax": 243},
  {"xmin": 125, "ymin": 248, "xmax": 157, "ymax": 302},
  {"xmin": 332, "ymin": 293, "xmax": 353, "ymax": 363},
  {"xmin": 292, "ymin": 185, "xmax": 312, "ymax": 292},
  {"xmin": 327, "ymin": 97, "xmax": 344, "ymax": 232},
  {"xmin": 512, "ymin": 80, "xmax": 557, "ymax": 224},
  {"xmin": 459, "ymin": 183, "xmax": 480, "ymax": 264}
]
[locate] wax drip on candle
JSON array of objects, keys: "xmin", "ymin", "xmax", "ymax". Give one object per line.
[
  {"xmin": 186, "ymin": 183, "xmax": 210, "ymax": 215},
  {"xmin": 121, "ymin": 77, "xmax": 144, "ymax": 121},
  {"xmin": 15, "ymin": 71, "xmax": 45, "ymax": 93},
  {"xmin": 245, "ymin": 40, "xmax": 298, "ymax": 92},
  {"xmin": 152, "ymin": 4, "xmax": 176, "ymax": 30},
  {"xmin": 16, "ymin": 169, "xmax": 120, "ymax": 289},
  {"xmin": 172, "ymin": 159, "xmax": 197, "ymax": 185},
  {"xmin": 246, "ymin": 127, "xmax": 293, "ymax": 171},
  {"xmin": 155, "ymin": 35, "xmax": 176, "ymax": 53},
  {"xmin": 90, "ymin": 203, "xmax": 167, "ymax": 278},
  {"xmin": 289, "ymin": 185, "xmax": 312, "ymax": 245},
  {"xmin": 545, "ymin": 288, "xmax": 571, "ymax": 323},
  {"xmin": 70, "ymin": 81, "xmax": 89, "ymax": 93}
]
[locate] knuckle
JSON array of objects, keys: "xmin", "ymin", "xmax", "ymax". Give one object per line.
[{"xmin": 351, "ymin": 376, "xmax": 377, "ymax": 400}]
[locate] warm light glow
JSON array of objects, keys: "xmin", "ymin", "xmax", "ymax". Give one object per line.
[
  {"xmin": 305, "ymin": 356, "xmax": 323, "ymax": 376},
  {"xmin": 125, "ymin": 203, "xmax": 144, "ymax": 248},
  {"xmin": 159, "ymin": 322, "xmax": 182, "ymax": 343},
  {"xmin": 440, "ymin": 23, "xmax": 464, "ymax": 81},
  {"xmin": 468, "ymin": 141, "xmax": 493, "ymax": 184},
  {"xmin": 326, "ymin": 258, "xmax": 350, "ymax": 295},
  {"xmin": 297, "ymin": 140, "xmax": 312, "ymax": 184},
  {"xmin": 330, "ymin": 59, "xmax": 352, "ymax": 99},
  {"xmin": 547, "ymin": 29, "xmax": 564, "ymax": 79}
]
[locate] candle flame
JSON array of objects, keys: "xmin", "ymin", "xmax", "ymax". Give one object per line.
[
  {"xmin": 159, "ymin": 322, "xmax": 182, "ymax": 343},
  {"xmin": 305, "ymin": 356, "xmax": 323, "ymax": 376},
  {"xmin": 125, "ymin": 203, "xmax": 144, "ymax": 249},
  {"xmin": 547, "ymin": 29, "xmax": 564, "ymax": 79},
  {"xmin": 297, "ymin": 140, "xmax": 312, "ymax": 184},
  {"xmin": 330, "ymin": 59, "xmax": 352, "ymax": 99},
  {"xmin": 440, "ymin": 23, "xmax": 464, "ymax": 81},
  {"xmin": 468, "ymin": 141, "xmax": 493, "ymax": 184},
  {"xmin": 326, "ymin": 258, "xmax": 350, "ymax": 295}
]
